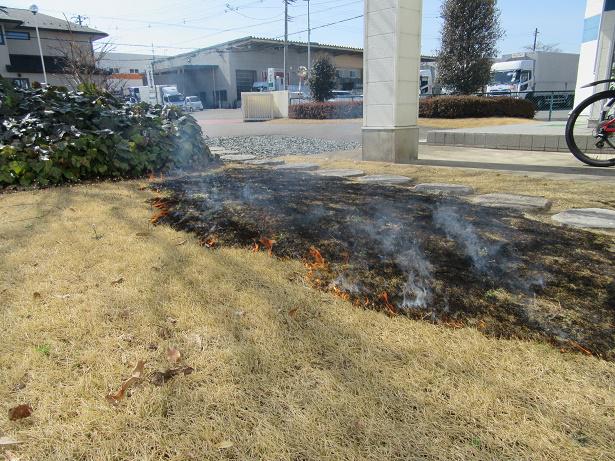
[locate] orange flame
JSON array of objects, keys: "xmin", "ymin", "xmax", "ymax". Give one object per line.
[
  {"xmin": 258, "ymin": 237, "xmax": 276, "ymax": 256},
  {"xmin": 308, "ymin": 247, "xmax": 326, "ymax": 268},
  {"xmin": 331, "ymin": 285, "xmax": 350, "ymax": 301},
  {"xmin": 201, "ymin": 236, "xmax": 218, "ymax": 248},
  {"xmin": 379, "ymin": 292, "xmax": 398, "ymax": 317},
  {"xmin": 150, "ymin": 209, "xmax": 169, "ymax": 224}
]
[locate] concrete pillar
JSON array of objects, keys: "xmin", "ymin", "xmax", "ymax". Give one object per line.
[
  {"xmin": 362, "ymin": 0, "xmax": 423, "ymax": 163},
  {"xmin": 575, "ymin": 0, "xmax": 615, "ymax": 113}
]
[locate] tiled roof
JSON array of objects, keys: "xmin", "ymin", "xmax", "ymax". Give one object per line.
[{"xmin": 0, "ymin": 7, "xmax": 107, "ymax": 36}]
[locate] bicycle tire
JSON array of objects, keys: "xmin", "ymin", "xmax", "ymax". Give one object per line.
[{"xmin": 565, "ymin": 90, "xmax": 615, "ymax": 167}]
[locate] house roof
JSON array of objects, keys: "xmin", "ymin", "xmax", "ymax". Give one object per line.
[
  {"xmin": 155, "ymin": 36, "xmax": 435, "ymax": 64},
  {"xmin": 0, "ymin": 7, "xmax": 107, "ymax": 37}
]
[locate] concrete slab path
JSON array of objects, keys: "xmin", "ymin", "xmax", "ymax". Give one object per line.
[{"xmin": 552, "ymin": 208, "xmax": 615, "ymax": 229}]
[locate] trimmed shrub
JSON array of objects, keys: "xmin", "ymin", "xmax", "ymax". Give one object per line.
[
  {"xmin": 290, "ymin": 101, "xmax": 363, "ymax": 120},
  {"xmin": 0, "ymin": 79, "xmax": 215, "ymax": 188},
  {"xmin": 419, "ymin": 96, "xmax": 535, "ymax": 119}
]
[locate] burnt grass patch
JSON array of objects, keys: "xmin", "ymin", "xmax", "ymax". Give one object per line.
[{"xmin": 153, "ymin": 167, "xmax": 615, "ymax": 360}]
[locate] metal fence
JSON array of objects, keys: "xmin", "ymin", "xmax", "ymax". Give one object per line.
[
  {"xmin": 290, "ymin": 95, "xmax": 364, "ymax": 105},
  {"xmin": 287, "ymin": 91, "xmax": 573, "ymax": 121}
]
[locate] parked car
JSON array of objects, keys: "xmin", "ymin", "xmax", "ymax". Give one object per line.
[
  {"xmin": 184, "ymin": 96, "xmax": 204, "ymax": 112},
  {"xmin": 252, "ymin": 82, "xmax": 270, "ymax": 92}
]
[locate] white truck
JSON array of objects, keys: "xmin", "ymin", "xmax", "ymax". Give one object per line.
[
  {"xmin": 128, "ymin": 85, "xmax": 185, "ymax": 106},
  {"xmin": 487, "ymin": 52, "xmax": 579, "ymax": 109}
]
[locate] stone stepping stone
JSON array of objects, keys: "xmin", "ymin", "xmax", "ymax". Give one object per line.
[
  {"xmin": 471, "ymin": 193, "xmax": 552, "ymax": 211},
  {"xmin": 245, "ymin": 159, "xmax": 285, "ymax": 166},
  {"xmin": 356, "ymin": 174, "xmax": 413, "ymax": 185},
  {"xmin": 414, "ymin": 183, "xmax": 474, "ymax": 196},
  {"xmin": 315, "ymin": 169, "xmax": 365, "ymax": 178},
  {"xmin": 273, "ymin": 163, "xmax": 320, "ymax": 172},
  {"xmin": 220, "ymin": 154, "xmax": 257, "ymax": 162},
  {"xmin": 552, "ymin": 208, "xmax": 615, "ymax": 229}
]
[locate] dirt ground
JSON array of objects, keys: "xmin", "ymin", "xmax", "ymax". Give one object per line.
[{"xmin": 1, "ymin": 171, "xmax": 614, "ymax": 460}]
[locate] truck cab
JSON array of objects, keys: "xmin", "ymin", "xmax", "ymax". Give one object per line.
[
  {"xmin": 420, "ymin": 69, "xmax": 434, "ymax": 96},
  {"xmin": 487, "ymin": 60, "xmax": 534, "ymax": 96}
]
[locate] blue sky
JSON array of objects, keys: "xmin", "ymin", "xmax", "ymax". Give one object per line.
[{"xmin": 3, "ymin": 0, "xmax": 587, "ymax": 56}]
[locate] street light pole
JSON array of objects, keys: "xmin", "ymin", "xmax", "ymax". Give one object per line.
[{"xmin": 29, "ymin": 5, "xmax": 47, "ymax": 86}]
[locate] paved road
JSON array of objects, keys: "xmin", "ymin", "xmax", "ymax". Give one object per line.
[{"xmin": 193, "ymin": 109, "xmax": 434, "ymax": 141}]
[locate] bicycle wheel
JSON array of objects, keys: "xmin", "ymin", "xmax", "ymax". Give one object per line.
[{"xmin": 566, "ymin": 90, "xmax": 615, "ymax": 167}]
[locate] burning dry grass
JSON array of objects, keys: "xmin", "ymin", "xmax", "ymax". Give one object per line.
[{"xmin": 1, "ymin": 180, "xmax": 615, "ymax": 460}]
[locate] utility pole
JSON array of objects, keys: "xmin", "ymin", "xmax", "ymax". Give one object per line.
[
  {"xmin": 306, "ymin": 0, "xmax": 311, "ymax": 78},
  {"xmin": 532, "ymin": 28, "xmax": 539, "ymax": 52},
  {"xmin": 151, "ymin": 43, "xmax": 159, "ymax": 104},
  {"xmin": 72, "ymin": 14, "xmax": 88, "ymax": 26}
]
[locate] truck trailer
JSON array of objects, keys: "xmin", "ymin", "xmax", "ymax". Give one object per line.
[
  {"xmin": 487, "ymin": 51, "xmax": 579, "ymax": 109},
  {"xmin": 128, "ymin": 85, "xmax": 185, "ymax": 106}
]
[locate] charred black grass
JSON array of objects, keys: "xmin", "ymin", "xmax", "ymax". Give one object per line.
[{"xmin": 153, "ymin": 167, "xmax": 615, "ymax": 359}]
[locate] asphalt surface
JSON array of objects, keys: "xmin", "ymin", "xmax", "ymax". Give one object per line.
[{"xmin": 193, "ymin": 109, "xmax": 434, "ymax": 141}]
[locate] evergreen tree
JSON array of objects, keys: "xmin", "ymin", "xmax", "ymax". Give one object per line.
[
  {"xmin": 309, "ymin": 57, "xmax": 336, "ymax": 102},
  {"xmin": 437, "ymin": 0, "xmax": 504, "ymax": 94}
]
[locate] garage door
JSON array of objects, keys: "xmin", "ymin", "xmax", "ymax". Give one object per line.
[{"xmin": 236, "ymin": 69, "xmax": 257, "ymax": 101}]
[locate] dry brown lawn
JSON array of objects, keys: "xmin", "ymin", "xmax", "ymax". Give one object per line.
[
  {"xmin": 418, "ymin": 117, "xmax": 537, "ymax": 129},
  {"xmin": 1, "ymin": 171, "xmax": 614, "ymax": 460}
]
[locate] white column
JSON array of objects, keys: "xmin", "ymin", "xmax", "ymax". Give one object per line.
[{"xmin": 362, "ymin": 0, "xmax": 423, "ymax": 163}]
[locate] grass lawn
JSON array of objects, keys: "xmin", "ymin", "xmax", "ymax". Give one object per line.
[{"xmin": 1, "ymin": 166, "xmax": 614, "ymax": 460}]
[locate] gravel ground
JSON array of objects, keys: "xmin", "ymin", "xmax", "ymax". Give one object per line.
[{"xmin": 207, "ymin": 135, "xmax": 361, "ymax": 158}]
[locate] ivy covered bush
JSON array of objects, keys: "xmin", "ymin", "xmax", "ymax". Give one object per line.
[{"xmin": 0, "ymin": 79, "xmax": 215, "ymax": 188}]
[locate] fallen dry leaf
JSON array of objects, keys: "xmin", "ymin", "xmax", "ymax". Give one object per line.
[
  {"xmin": 175, "ymin": 239, "xmax": 187, "ymax": 246},
  {"xmin": 149, "ymin": 366, "xmax": 194, "ymax": 387},
  {"xmin": 135, "ymin": 232, "xmax": 150, "ymax": 237},
  {"xmin": 215, "ymin": 441, "xmax": 234, "ymax": 450},
  {"xmin": 0, "ymin": 438, "xmax": 21, "ymax": 447},
  {"xmin": 105, "ymin": 360, "xmax": 146, "ymax": 405},
  {"xmin": 166, "ymin": 347, "xmax": 181, "ymax": 364},
  {"xmin": 8, "ymin": 404, "xmax": 32, "ymax": 421},
  {"xmin": 54, "ymin": 294, "xmax": 71, "ymax": 300},
  {"xmin": 288, "ymin": 308, "xmax": 299, "ymax": 318},
  {"xmin": 32, "ymin": 292, "xmax": 41, "ymax": 299},
  {"xmin": 111, "ymin": 277, "xmax": 125, "ymax": 286}
]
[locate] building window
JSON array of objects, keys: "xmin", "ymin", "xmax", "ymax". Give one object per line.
[
  {"xmin": 6, "ymin": 31, "xmax": 31, "ymax": 40},
  {"xmin": 0, "ymin": 28, "xmax": 5, "ymax": 45},
  {"xmin": 130, "ymin": 69, "xmax": 140, "ymax": 74},
  {"xmin": 11, "ymin": 78, "xmax": 30, "ymax": 89}
]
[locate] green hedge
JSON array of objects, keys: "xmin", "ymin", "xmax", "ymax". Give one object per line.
[
  {"xmin": 419, "ymin": 96, "xmax": 536, "ymax": 119},
  {"xmin": 0, "ymin": 80, "xmax": 214, "ymax": 188},
  {"xmin": 288, "ymin": 96, "xmax": 535, "ymax": 120},
  {"xmin": 289, "ymin": 101, "xmax": 363, "ymax": 119}
]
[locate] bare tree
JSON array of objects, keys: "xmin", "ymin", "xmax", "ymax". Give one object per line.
[
  {"xmin": 51, "ymin": 17, "xmax": 117, "ymax": 91},
  {"xmin": 523, "ymin": 42, "xmax": 562, "ymax": 53}
]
